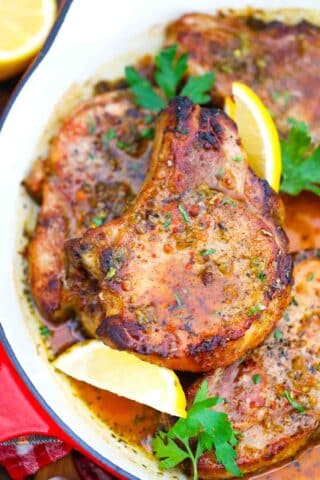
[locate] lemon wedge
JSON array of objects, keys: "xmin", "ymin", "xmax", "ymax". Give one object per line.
[
  {"xmin": 225, "ymin": 82, "xmax": 281, "ymax": 192},
  {"xmin": 54, "ymin": 340, "xmax": 187, "ymax": 418},
  {"xmin": 0, "ymin": 0, "xmax": 57, "ymax": 80}
]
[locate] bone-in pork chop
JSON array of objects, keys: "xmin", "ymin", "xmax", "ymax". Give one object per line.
[
  {"xmin": 69, "ymin": 97, "xmax": 292, "ymax": 372},
  {"xmin": 28, "ymin": 90, "xmax": 153, "ymax": 335},
  {"xmin": 187, "ymin": 250, "xmax": 320, "ymax": 478},
  {"xmin": 166, "ymin": 13, "xmax": 320, "ymax": 141}
]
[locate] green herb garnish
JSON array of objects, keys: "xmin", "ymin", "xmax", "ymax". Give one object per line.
[
  {"xmin": 92, "ymin": 217, "xmax": 104, "ymax": 227},
  {"xmin": 155, "ymin": 44, "xmax": 188, "ymax": 100},
  {"xmin": 39, "ymin": 325, "xmax": 51, "ymax": 338},
  {"xmin": 88, "ymin": 118, "xmax": 96, "ymax": 135},
  {"xmin": 307, "ymin": 272, "xmax": 315, "ymax": 282},
  {"xmin": 271, "ymin": 90, "xmax": 292, "ymax": 106},
  {"xmin": 220, "ymin": 65, "xmax": 233, "ymax": 73},
  {"xmin": 257, "ymin": 271, "xmax": 266, "ymax": 282},
  {"xmin": 252, "ymin": 374, "xmax": 261, "ymax": 384},
  {"xmin": 223, "ymin": 198, "xmax": 237, "ymax": 206},
  {"xmin": 152, "ymin": 380, "xmax": 242, "ymax": 480},
  {"xmin": 274, "ymin": 328, "xmax": 283, "ymax": 340},
  {"xmin": 180, "ymin": 72, "xmax": 215, "ymax": 105},
  {"xmin": 116, "ymin": 140, "xmax": 133, "ymax": 152},
  {"xmin": 125, "ymin": 45, "xmax": 215, "ymax": 111},
  {"xmin": 200, "ymin": 248, "xmax": 216, "ymax": 256},
  {"xmin": 178, "ymin": 204, "xmax": 190, "ymax": 223},
  {"xmin": 233, "ymin": 156, "xmax": 243, "ymax": 163},
  {"xmin": 175, "ymin": 294, "xmax": 184, "ymax": 307},
  {"xmin": 247, "ymin": 304, "xmax": 265, "ymax": 317},
  {"xmin": 280, "ymin": 118, "xmax": 320, "ymax": 196},
  {"xmin": 125, "ymin": 66, "xmax": 165, "ymax": 111},
  {"xmin": 163, "ymin": 213, "xmax": 172, "ymax": 230},
  {"xmin": 102, "ymin": 128, "xmax": 116, "ymax": 145},
  {"xmin": 283, "ymin": 390, "xmax": 305, "ymax": 413},
  {"xmin": 106, "ymin": 267, "xmax": 117, "ymax": 280},
  {"xmin": 140, "ymin": 127, "xmax": 155, "ymax": 139}
]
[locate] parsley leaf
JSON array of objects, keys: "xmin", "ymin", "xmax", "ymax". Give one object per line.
[
  {"xmin": 102, "ymin": 128, "xmax": 116, "ymax": 146},
  {"xmin": 152, "ymin": 380, "xmax": 242, "ymax": 480},
  {"xmin": 180, "ymin": 72, "xmax": 215, "ymax": 105},
  {"xmin": 125, "ymin": 45, "xmax": 215, "ymax": 112},
  {"xmin": 155, "ymin": 45, "xmax": 188, "ymax": 99},
  {"xmin": 284, "ymin": 390, "xmax": 305, "ymax": 413},
  {"xmin": 125, "ymin": 66, "xmax": 165, "ymax": 111},
  {"xmin": 280, "ymin": 118, "xmax": 320, "ymax": 196}
]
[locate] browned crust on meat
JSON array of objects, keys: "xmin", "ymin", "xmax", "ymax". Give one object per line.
[
  {"xmin": 27, "ymin": 90, "xmax": 152, "ymax": 331},
  {"xmin": 166, "ymin": 13, "xmax": 320, "ymax": 142},
  {"xmin": 187, "ymin": 251, "xmax": 320, "ymax": 478},
  {"xmin": 72, "ymin": 96, "xmax": 292, "ymax": 371}
]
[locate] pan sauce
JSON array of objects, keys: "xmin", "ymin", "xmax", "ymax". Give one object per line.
[{"xmin": 64, "ymin": 192, "xmax": 320, "ymax": 479}]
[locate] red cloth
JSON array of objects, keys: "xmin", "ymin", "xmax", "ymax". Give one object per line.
[
  {"xmin": 0, "ymin": 438, "xmax": 71, "ymax": 479},
  {"xmin": 0, "ymin": 437, "xmax": 116, "ymax": 479}
]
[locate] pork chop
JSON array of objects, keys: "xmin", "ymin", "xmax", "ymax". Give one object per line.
[
  {"xmin": 28, "ymin": 90, "xmax": 153, "ymax": 335},
  {"xmin": 187, "ymin": 250, "xmax": 320, "ymax": 478},
  {"xmin": 166, "ymin": 13, "xmax": 320, "ymax": 141},
  {"xmin": 68, "ymin": 96, "xmax": 292, "ymax": 372}
]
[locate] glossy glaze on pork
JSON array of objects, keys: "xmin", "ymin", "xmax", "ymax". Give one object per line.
[
  {"xmin": 187, "ymin": 251, "xmax": 320, "ymax": 478},
  {"xmin": 166, "ymin": 13, "xmax": 320, "ymax": 141},
  {"xmin": 28, "ymin": 90, "xmax": 153, "ymax": 335},
  {"xmin": 68, "ymin": 97, "xmax": 292, "ymax": 372}
]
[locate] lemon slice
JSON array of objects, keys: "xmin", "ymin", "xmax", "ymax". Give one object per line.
[
  {"xmin": 225, "ymin": 82, "xmax": 281, "ymax": 192},
  {"xmin": 54, "ymin": 340, "xmax": 187, "ymax": 418},
  {"xmin": 0, "ymin": 0, "xmax": 57, "ymax": 80}
]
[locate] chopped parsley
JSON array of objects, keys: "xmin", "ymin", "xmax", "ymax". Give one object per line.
[
  {"xmin": 223, "ymin": 198, "xmax": 237, "ymax": 206},
  {"xmin": 125, "ymin": 45, "xmax": 215, "ymax": 111},
  {"xmin": 200, "ymin": 248, "xmax": 216, "ymax": 256},
  {"xmin": 140, "ymin": 127, "xmax": 155, "ymax": 139},
  {"xmin": 175, "ymin": 294, "xmax": 184, "ymax": 307},
  {"xmin": 257, "ymin": 271, "xmax": 266, "ymax": 282},
  {"xmin": 274, "ymin": 328, "xmax": 283, "ymax": 340},
  {"xmin": 178, "ymin": 204, "xmax": 190, "ymax": 223},
  {"xmin": 220, "ymin": 64, "xmax": 233, "ymax": 73},
  {"xmin": 116, "ymin": 140, "xmax": 133, "ymax": 152},
  {"xmin": 307, "ymin": 272, "xmax": 315, "ymax": 282},
  {"xmin": 233, "ymin": 156, "xmax": 243, "ymax": 163},
  {"xmin": 280, "ymin": 118, "xmax": 320, "ymax": 196},
  {"xmin": 284, "ymin": 390, "xmax": 305, "ymax": 413},
  {"xmin": 87, "ymin": 118, "xmax": 96, "ymax": 135},
  {"xmin": 105, "ymin": 267, "xmax": 117, "ymax": 280},
  {"xmin": 180, "ymin": 71, "xmax": 215, "ymax": 105},
  {"xmin": 271, "ymin": 90, "xmax": 292, "ymax": 106},
  {"xmin": 163, "ymin": 213, "xmax": 172, "ymax": 230},
  {"xmin": 252, "ymin": 374, "xmax": 262, "ymax": 384},
  {"xmin": 247, "ymin": 304, "xmax": 265, "ymax": 317},
  {"xmin": 152, "ymin": 380, "xmax": 242, "ymax": 480},
  {"xmin": 144, "ymin": 114, "xmax": 154, "ymax": 124},
  {"xmin": 92, "ymin": 217, "xmax": 104, "ymax": 227},
  {"xmin": 102, "ymin": 128, "xmax": 116, "ymax": 145},
  {"xmin": 39, "ymin": 325, "xmax": 51, "ymax": 338}
]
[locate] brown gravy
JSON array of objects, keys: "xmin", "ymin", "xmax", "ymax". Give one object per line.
[{"xmin": 64, "ymin": 191, "xmax": 320, "ymax": 479}]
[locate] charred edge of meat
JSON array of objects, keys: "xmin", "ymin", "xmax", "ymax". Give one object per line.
[
  {"xmin": 293, "ymin": 248, "xmax": 320, "ymax": 264},
  {"xmin": 97, "ymin": 316, "xmax": 180, "ymax": 358}
]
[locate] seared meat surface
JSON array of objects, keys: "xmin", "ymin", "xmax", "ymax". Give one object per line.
[
  {"xmin": 69, "ymin": 97, "xmax": 292, "ymax": 372},
  {"xmin": 166, "ymin": 14, "xmax": 320, "ymax": 141},
  {"xmin": 28, "ymin": 90, "xmax": 153, "ymax": 335},
  {"xmin": 187, "ymin": 251, "xmax": 320, "ymax": 478}
]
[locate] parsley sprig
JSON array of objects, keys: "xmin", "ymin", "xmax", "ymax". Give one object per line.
[
  {"xmin": 152, "ymin": 380, "xmax": 242, "ymax": 480},
  {"xmin": 280, "ymin": 118, "xmax": 320, "ymax": 196},
  {"xmin": 125, "ymin": 45, "xmax": 215, "ymax": 111}
]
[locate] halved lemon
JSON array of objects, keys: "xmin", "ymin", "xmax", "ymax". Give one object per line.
[
  {"xmin": 0, "ymin": 0, "xmax": 57, "ymax": 80},
  {"xmin": 54, "ymin": 340, "xmax": 187, "ymax": 418},
  {"xmin": 225, "ymin": 82, "xmax": 281, "ymax": 192}
]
